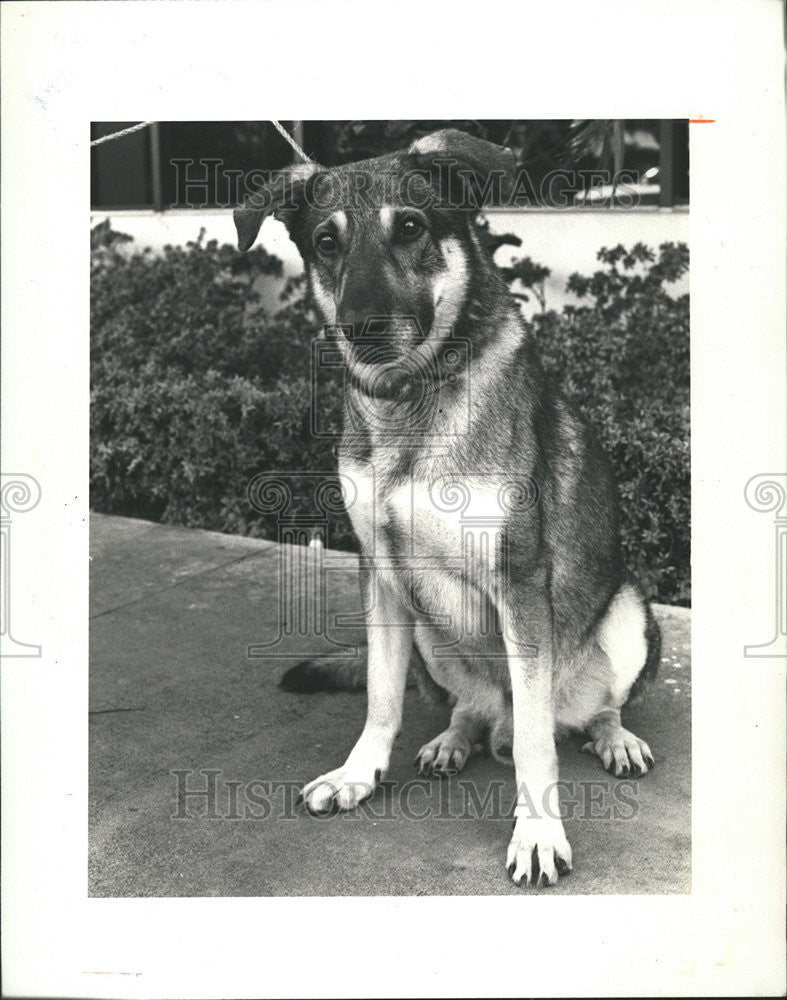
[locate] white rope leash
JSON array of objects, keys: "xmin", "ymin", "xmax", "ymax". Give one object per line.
[
  {"xmin": 270, "ymin": 119, "xmax": 313, "ymax": 163},
  {"xmin": 89, "ymin": 119, "xmax": 312, "ymax": 163},
  {"xmin": 90, "ymin": 121, "xmax": 158, "ymax": 148}
]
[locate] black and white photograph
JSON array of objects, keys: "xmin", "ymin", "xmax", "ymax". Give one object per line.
[
  {"xmin": 2, "ymin": 2, "xmax": 785, "ymax": 998},
  {"xmin": 89, "ymin": 118, "xmax": 691, "ymax": 897}
]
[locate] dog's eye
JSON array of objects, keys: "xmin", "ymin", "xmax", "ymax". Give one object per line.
[
  {"xmin": 316, "ymin": 233, "xmax": 338, "ymax": 255},
  {"xmin": 398, "ymin": 216, "xmax": 424, "ymax": 242}
]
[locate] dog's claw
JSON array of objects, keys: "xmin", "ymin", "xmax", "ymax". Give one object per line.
[
  {"xmin": 507, "ymin": 817, "xmax": 572, "ymax": 889},
  {"xmin": 415, "ymin": 732, "xmax": 473, "ymax": 779},
  {"xmin": 582, "ymin": 729, "xmax": 654, "ymax": 778}
]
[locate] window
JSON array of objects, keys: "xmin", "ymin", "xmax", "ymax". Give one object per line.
[{"xmin": 91, "ymin": 120, "xmax": 689, "ymax": 211}]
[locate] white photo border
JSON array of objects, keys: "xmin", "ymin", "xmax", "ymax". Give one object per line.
[{"xmin": 1, "ymin": 1, "xmax": 785, "ymax": 997}]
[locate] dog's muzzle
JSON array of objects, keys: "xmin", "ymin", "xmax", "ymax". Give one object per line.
[{"xmin": 331, "ymin": 316, "xmax": 427, "ymax": 361}]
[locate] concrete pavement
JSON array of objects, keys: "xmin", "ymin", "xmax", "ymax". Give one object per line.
[{"xmin": 89, "ymin": 513, "xmax": 691, "ymax": 896}]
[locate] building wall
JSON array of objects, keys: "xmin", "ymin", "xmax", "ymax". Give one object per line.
[
  {"xmin": 485, "ymin": 208, "xmax": 689, "ymax": 316},
  {"xmin": 91, "ymin": 208, "xmax": 689, "ymax": 317}
]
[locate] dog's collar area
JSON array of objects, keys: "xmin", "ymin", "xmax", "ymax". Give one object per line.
[{"xmin": 347, "ymin": 368, "xmax": 457, "ymax": 399}]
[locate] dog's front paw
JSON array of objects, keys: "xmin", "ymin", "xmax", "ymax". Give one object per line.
[
  {"xmin": 507, "ymin": 816, "xmax": 573, "ymax": 888},
  {"xmin": 300, "ymin": 763, "xmax": 382, "ymax": 814}
]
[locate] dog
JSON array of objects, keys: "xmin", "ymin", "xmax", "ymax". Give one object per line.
[{"xmin": 233, "ymin": 128, "xmax": 660, "ymax": 887}]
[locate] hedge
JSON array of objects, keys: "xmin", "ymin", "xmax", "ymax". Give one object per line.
[{"xmin": 90, "ymin": 222, "xmax": 689, "ymax": 605}]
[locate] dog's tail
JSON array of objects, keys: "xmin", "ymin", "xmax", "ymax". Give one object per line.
[
  {"xmin": 279, "ymin": 656, "xmax": 368, "ymax": 693},
  {"xmin": 279, "ymin": 646, "xmax": 448, "ymax": 703},
  {"xmin": 625, "ymin": 601, "xmax": 662, "ymax": 705}
]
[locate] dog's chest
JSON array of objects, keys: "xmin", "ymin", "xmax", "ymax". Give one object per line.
[{"xmin": 341, "ymin": 459, "xmax": 509, "ymax": 576}]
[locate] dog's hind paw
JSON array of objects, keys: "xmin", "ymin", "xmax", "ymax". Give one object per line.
[
  {"xmin": 580, "ymin": 728, "xmax": 655, "ymax": 777},
  {"xmin": 507, "ymin": 816, "xmax": 573, "ymax": 888},
  {"xmin": 415, "ymin": 730, "xmax": 476, "ymax": 777}
]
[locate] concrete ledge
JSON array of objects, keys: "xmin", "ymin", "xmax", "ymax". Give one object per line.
[{"xmin": 90, "ymin": 513, "xmax": 691, "ymax": 896}]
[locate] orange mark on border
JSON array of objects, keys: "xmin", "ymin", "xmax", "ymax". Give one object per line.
[{"xmin": 689, "ymin": 119, "xmax": 715, "ymax": 123}]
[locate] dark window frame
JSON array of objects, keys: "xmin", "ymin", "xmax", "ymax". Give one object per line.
[{"xmin": 91, "ymin": 120, "xmax": 689, "ymax": 212}]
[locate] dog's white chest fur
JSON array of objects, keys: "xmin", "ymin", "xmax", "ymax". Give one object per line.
[{"xmin": 342, "ymin": 460, "xmax": 507, "ymax": 578}]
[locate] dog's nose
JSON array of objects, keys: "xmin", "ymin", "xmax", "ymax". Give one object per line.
[
  {"xmin": 340, "ymin": 316, "xmax": 390, "ymax": 341},
  {"xmin": 362, "ymin": 318, "xmax": 391, "ymax": 338}
]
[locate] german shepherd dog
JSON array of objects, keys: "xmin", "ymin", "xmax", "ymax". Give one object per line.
[{"xmin": 234, "ymin": 129, "xmax": 660, "ymax": 887}]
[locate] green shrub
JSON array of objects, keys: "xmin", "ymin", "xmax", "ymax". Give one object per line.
[{"xmin": 90, "ymin": 225, "xmax": 689, "ymax": 605}]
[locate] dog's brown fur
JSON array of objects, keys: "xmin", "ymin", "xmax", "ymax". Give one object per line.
[{"xmin": 235, "ymin": 129, "xmax": 659, "ymax": 887}]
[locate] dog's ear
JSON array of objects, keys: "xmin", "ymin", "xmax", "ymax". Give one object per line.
[
  {"xmin": 408, "ymin": 129, "xmax": 516, "ymax": 208},
  {"xmin": 233, "ymin": 162, "xmax": 319, "ymax": 251}
]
